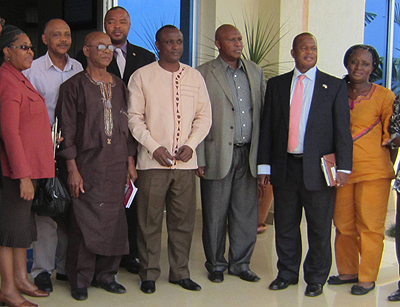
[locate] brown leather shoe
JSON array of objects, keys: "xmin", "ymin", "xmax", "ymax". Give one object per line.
[
  {"xmin": 0, "ymin": 291, "xmax": 38, "ymax": 307},
  {"xmin": 17, "ymin": 287, "xmax": 49, "ymax": 297}
]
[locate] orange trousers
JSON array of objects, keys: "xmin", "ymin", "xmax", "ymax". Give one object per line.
[{"xmin": 333, "ymin": 178, "xmax": 391, "ymax": 282}]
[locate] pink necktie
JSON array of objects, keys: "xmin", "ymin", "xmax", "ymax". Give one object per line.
[{"xmin": 288, "ymin": 75, "xmax": 306, "ymax": 152}]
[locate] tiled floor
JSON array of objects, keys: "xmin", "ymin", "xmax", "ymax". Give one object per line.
[{"xmin": 20, "ymin": 190, "xmax": 400, "ymax": 306}]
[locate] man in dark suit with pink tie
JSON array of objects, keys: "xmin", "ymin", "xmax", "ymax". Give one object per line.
[{"xmin": 257, "ymin": 32, "xmax": 353, "ymax": 297}]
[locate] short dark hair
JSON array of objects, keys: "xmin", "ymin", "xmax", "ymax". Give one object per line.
[
  {"xmin": 104, "ymin": 6, "xmax": 130, "ymax": 21},
  {"xmin": 155, "ymin": 25, "xmax": 179, "ymax": 42},
  {"xmin": 343, "ymin": 44, "xmax": 380, "ymax": 70},
  {"xmin": 292, "ymin": 32, "xmax": 316, "ymax": 49}
]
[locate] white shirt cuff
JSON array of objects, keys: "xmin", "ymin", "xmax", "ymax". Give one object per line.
[{"xmin": 258, "ymin": 164, "xmax": 271, "ymax": 175}]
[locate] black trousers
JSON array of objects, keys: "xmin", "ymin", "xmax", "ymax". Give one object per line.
[
  {"xmin": 124, "ymin": 201, "xmax": 139, "ymax": 259},
  {"xmin": 273, "ymin": 155, "xmax": 336, "ymax": 285}
]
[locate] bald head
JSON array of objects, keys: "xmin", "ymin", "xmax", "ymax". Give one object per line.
[
  {"xmin": 215, "ymin": 24, "xmax": 239, "ymax": 41},
  {"xmin": 292, "ymin": 32, "xmax": 316, "ymax": 49},
  {"xmin": 83, "ymin": 31, "xmax": 113, "ymax": 69},
  {"xmin": 214, "ymin": 24, "xmax": 243, "ymax": 67},
  {"xmin": 42, "ymin": 19, "xmax": 71, "ymax": 56},
  {"xmin": 44, "ymin": 19, "xmax": 69, "ymax": 36},
  {"xmin": 84, "ymin": 31, "xmax": 108, "ymax": 46}
]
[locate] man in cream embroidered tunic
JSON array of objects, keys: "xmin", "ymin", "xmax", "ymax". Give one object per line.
[{"xmin": 127, "ymin": 25, "xmax": 211, "ymax": 294}]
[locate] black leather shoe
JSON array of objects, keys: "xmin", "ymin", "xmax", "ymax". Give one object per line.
[
  {"xmin": 140, "ymin": 281, "xmax": 155, "ymax": 294},
  {"xmin": 169, "ymin": 278, "xmax": 201, "ymax": 291},
  {"xmin": 327, "ymin": 275, "xmax": 358, "ymax": 285},
  {"xmin": 120, "ymin": 258, "xmax": 141, "ymax": 274},
  {"xmin": 351, "ymin": 282, "xmax": 375, "ymax": 295},
  {"xmin": 208, "ymin": 271, "xmax": 224, "ymax": 283},
  {"xmin": 92, "ymin": 281, "xmax": 126, "ymax": 294},
  {"xmin": 305, "ymin": 283, "xmax": 323, "ymax": 297},
  {"xmin": 269, "ymin": 277, "xmax": 297, "ymax": 290},
  {"xmin": 34, "ymin": 272, "xmax": 53, "ymax": 292},
  {"xmin": 71, "ymin": 287, "xmax": 88, "ymax": 301},
  {"xmin": 235, "ymin": 270, "xmax": 260, "ymax": 282},
  {"xmin": 56, "ymin": 273, "xmax": 68, "ymax": 281},
  {"xmin": 388, "ymin": 289, "xmax": 400, "ymax": 301}
]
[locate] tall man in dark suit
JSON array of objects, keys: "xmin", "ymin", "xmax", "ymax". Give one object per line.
[
  {"xmin": 76, "ymin": 6, "xmax": 155, "ymax": 86},
  {"xmin": 258, "ymin": 33, "xmax": 353, "ymax": 297},
  {"xmin": 196, "ymin": 24, "xmax": 265, "ymax": 283},
  {"xmin": 76, "ymin": 6, "xmax": 155, "ymax": 274}
]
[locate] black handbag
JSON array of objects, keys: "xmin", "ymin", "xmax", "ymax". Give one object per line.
[{"xmin": 31, "ymin": 163, "xmax": 71, "ymax": 218}]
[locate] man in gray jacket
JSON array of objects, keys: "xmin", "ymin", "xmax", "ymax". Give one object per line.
[{"xmin": 196, "ymin": 24, "xmax": 265, "ymax": 284}]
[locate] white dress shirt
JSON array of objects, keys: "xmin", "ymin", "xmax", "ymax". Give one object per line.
[{"xmin": 23, "ymin": 52, "xmax": 83, "ymax": 124}]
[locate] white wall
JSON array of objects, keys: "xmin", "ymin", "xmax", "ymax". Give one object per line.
[{"xmin": 198, "ymin": 0, "xmax": 366, "ymax": 78}]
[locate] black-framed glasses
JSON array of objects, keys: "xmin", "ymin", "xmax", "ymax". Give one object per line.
[
  {"xmin": 86, "ymin": 44, "xmax": 116, "ymax": 52},
  {"xmin": 0, "ymin": 18, "xmax": 5, "ymax": 27},
  {"xmin": 9, "ymin": 45, "xmax": 34, "ymax": 52}
]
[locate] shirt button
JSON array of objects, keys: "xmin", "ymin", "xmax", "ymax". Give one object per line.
[
  {"xmin": 238, "ymin": 86, "xmax": 240, "ymax": 89},
  {"xmin": 229, "ymin": 142, "xmax": 232, "ymax": 145},
  {"xmin": 232, "ymin": 108, "xmax": 234, "ymax": 111},
  {"xmin": 234, "ymin": 75, "xmax": 237, "ymax": 78},
  {"xmin": 230, "ymin": 126, "xmax": 234, "ymax": 129},
  {"xmin": 239, "ymin": 99, "xmax": 242, "ymax": 101},
  {"xmin": 241, "ymin": 111, "xmax": 245, "ymax": 114},
  {"xmin": 243, "ymin": 124, "xmax": 246, "ymax": 127},
  {"xmin": 242, "ymin": 137, "xmax": 246, "ymax": 139}
]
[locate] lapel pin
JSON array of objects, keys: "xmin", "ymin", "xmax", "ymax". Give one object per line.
[
  {"xmin": 132, "ymin": 52, "xmax": 136, "ymax": 56},
  {"xmin": 322, "ymin": 84, "xmax": 328, "ymax": 89}
]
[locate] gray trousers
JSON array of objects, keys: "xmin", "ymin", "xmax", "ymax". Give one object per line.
[
  {"xmin": 136, "ymin": 169, "xmax": 196, "ymax": 282},
  {"xmin": 200, "ymin": 145, "xmax": 258, "ymax": 274},
  {"xmin": 31, "ymin": 215, "xmax": 68, "ymax": 278}
]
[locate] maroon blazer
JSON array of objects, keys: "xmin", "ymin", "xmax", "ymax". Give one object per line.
[{"xmin": 0, "ymin": 62, "xmax": 54, "ymax": 179}]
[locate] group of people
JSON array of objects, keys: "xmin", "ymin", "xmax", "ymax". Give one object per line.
[{"xmin": 1, "ymin": 4, "xmax": 400, "ymax": 307}]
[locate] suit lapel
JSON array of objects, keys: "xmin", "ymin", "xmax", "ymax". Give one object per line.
[
  {"xmin": 108, "ymin": 56, "xmax": 120, "ymax": 77},
  {"xmin": 280, "ymin": 71, "xmax": 294, "ymax": 127},
  {"xmin": 243, "ymin": 60, "xmax": 257, "ymax": 111},
  {"xmin": 124, "ymin": 43, "xmax": 137, "ymax": 80},
  {"xmin": 307, "ymin": 69, "xmax": 326, "ymax": 127},
  {"xmin": 211, "ymin": 60, "xmax": 234, "ymax": 106}
]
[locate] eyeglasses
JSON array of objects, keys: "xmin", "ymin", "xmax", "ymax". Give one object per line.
[
  {"xmin": 9, "ymin": 45, "xmax": 35, "ymax": 52},
  {"xmin": 0, "ymin": 18, "xmax": 5, "ymax": 27},
  {"xmin": 86, "ymin": 44, "xmax": 116, "ymax": 52}
]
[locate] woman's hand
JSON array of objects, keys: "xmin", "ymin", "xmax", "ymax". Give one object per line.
[{"xmin": 20, "ymin": 177, "xmax": 35, "ymax": 200}]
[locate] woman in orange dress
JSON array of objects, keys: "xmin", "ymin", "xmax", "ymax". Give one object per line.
[{"xmin": 327, "ymin": 44, "xmax": 395, "ymax": 295}]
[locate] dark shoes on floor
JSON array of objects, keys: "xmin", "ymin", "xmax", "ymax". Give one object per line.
[
  {"xmin": 327, "ymin": 275, "xmax": 358, "ymax": 285},
  {"xmin": 388, "ymin": 289, "xmax": 400, "ymax": 301},
  {"xmin": 120, "ymin": 258, "xmax": 141, "ymax": 274},
  {"xmin": 56, "ymin": 273, "xmax": 68, "ymax": 281},
  {"xmin": 229, "ymin": 270, "xmax": 260, "ymax": 282},
  {"xmin": 169, "ymin": 278, "xmax": 201, "ymax": 291},
  {"xmin": 34, "ymin": 272, "xmax": 53, "ymax": 293},
  {"xmin": 208, "ymin": 271, "xmax": 224, "ymax": 283},
  {"xmin": 140, "ymin": 281, "xmax": 156, "ymax": 294},
  {"xmin": 351, "ymin": 282, "xmax": 375, "ymax": 295},
  {"xmin": 269, "ymin": 277, "xmax": 297, "ymax": 290},
  {"xmin": 305, "ymin": 283, "xmax": 323, "ymax": 297},
  {"xmin": 71, "ymin": 287, "xmax": 88, "ymax": 301},
  {"xmin": 92, "ymin": 280, "xmax": 126, "ymax": 294}
]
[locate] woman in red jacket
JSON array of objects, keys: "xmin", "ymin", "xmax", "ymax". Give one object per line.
[{"xmin": 0, "ymin": 25, "xmax": 54, "ymax": 307}]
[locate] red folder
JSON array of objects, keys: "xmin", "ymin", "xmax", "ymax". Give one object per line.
[{"xmin": 124, "ymin": 180, "xmax": 138, "ymax": 208}]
